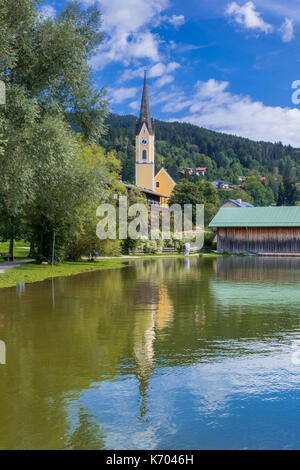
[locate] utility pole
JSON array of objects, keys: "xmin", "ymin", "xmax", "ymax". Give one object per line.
[
  {"xmin": 52, "ymin": 231, "xmax": 56, "ymax": 265},
  {"xmin": 0, "ymin": 81, "xmax": 5, "ymax": 105}
]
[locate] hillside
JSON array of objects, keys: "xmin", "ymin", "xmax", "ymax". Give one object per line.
[{"xmin": 101, "ymin": 113, "xmax": 300, "ymax": 204}]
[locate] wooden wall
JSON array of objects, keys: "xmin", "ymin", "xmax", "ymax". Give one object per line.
[{"xmin": 217, "ymin": 227, "xmax": 300, "ymax": 253}]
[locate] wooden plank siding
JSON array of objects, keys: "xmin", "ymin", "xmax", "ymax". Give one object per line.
[{"xmin": 217, "ymin": 227, "xmax": 300, "ymax": 253}]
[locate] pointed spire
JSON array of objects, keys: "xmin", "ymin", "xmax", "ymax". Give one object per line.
[{"xmin": 136, "ymin": 69, "xmax": 154, "ymax": 135}]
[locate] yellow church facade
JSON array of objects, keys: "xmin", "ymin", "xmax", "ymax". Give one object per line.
[
  {"xmin": 135, "ymin": 122, "xmax": 155, "ymax": 190},
  {"xmin": 154, "ymin": 168, "xmax": 176, "ymax": 199},
  {"xmin": 135, "ymin": 71, "xmax": 175, "ymax": 207}
]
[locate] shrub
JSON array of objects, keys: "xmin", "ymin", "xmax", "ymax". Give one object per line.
[
  {"xmin": 98, "ymin": 239, "xmax": 122, "ymax": 257},
  {"xmin": 121, "ymin": 237, "xmax": 139, "ymax": 254},
  {"xmin": 203, "ymin": 231, "xmax": 217, "ymax": 251}
]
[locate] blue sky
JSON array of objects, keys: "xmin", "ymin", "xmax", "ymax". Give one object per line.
[{"xmin": 41, "ymin": 0, "xmax": 300, "ymax": 146}]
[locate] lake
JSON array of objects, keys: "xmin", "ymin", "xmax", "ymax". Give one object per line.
[{"xmin": 0, "ymin": 256, "xmax": 300, "ymax": 450}]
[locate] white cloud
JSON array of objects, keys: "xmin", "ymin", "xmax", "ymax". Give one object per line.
[
  {"xmin": 279, "ymin": 18, "xmax": 294, "ymax": 42},
  {"xmin": 149, "ymin": 88, "xmax": 193, "ymax": 112},
  {"xmin": 164, "ymin": 14, "xmax": 185, "ymax": 28},
  {"xmin": 167, "ymin": 79, "xmax": 300, "ymax": 147},
  {"xmin": 169, "ymin": 14, "xmax": 185, "ymax": 27},
  {"xmin": 150, "ymin": 62, "xmax": 180, "ymax": 77},
  {"xmin": 108, "ymin": 87, "xmax": 138, "ymax": 104},
  {"xmin": 90, "ymin": 31, "xmax": 161, "ymax": 69},
  {"xmin": 83, "ymin": 0, "xmax": 171, "ymax": 69},
  {"xmin": 120, "ymin": 62, "xmax": 180, "ymax": 83},
  {"xmin": 163, "ymin": 98, "xmax": 193, "ymax": 113},
  {"xmin": 225, "ymin": 1, "xmax": 273, "ymax": 33},
  {"xmin": 40, "ymin": 5, "xmax": 56, "ymax": 20},
  {"xmin": 154, "ymin": 75, "xmax": 174, "ymax": 88},
  {"xmin": 129, "ymin": 100, "xmax": 140, "ymax": 111},
  {"xmin": 252, "ymin": 0, "xmax": 300, "ymax": 24}
]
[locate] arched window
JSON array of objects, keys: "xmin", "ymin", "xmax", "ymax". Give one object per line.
[{"xmin": 142, "ymin": 149, "xmax": 147, "ymax": 161}]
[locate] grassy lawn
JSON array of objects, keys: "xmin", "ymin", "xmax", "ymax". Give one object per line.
[
  {"xmin": 198, "ymin": 252, "xmax": 228, "ymax": 258},
  {"xmin": 0, "ymin": 240, "xmax": 30, "ymax": 261},
  {"xmin": 0, "ymin": 259, "xmax": 127, "ymax": 289}
]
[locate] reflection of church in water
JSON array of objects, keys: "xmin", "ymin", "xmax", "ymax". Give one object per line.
[
  {"xmin": 131, "ymin": 261, "xmax": 175, "ymax": 419},
  {"xmin": 133, "ymin": 281, "xmax": 173, "ymax": 419},
  {"xmin": 130, "ymin": 258, "xmax": 205, "ymax": 419}
]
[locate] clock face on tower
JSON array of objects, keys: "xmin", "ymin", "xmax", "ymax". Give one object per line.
[{"xmin": 141, "ymin": 138, "xmax": 148, "ymax": 146}]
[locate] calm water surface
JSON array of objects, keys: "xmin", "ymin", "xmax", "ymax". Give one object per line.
[{"xmin": 1, "ymin": 257, "xmax": 300, "ymax": 449}]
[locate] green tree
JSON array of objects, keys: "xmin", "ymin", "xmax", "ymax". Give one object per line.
[
  {"xmin": 283, "ymin": 177, "xmax": 297, "ymax": 205},
  {"xmin": 245, "ymin": 177, "xmax": 274, "ymax": 206},
  {"xmin": 277, "ymin": 182, "xmax": 285, "ymax": 206},
  {"xmin": 218, "ymin": 189, "xmax": 254, "ymax": 206},
  {"xmin": 65, "ymin": 142, "xmax": 122, "ymax": 260},
  {"xmin": 0, "ymin": 0, "xmax": 108, "ymax": 258},
  {"xmin": 169, "ymin": 179, "xmax": 219, "ymax": 225},
  {"xmin": 0, "ymin": 85, "xmax": 39, "ymax": 256},
  {"xmin": 24, "ymin": 116, "xmax": 110, "ymax": 260}
]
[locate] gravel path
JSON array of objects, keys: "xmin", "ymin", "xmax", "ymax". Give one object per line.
[{"xmin": 0, "ymin": 260, "xmax": 33, "ymax": 274}]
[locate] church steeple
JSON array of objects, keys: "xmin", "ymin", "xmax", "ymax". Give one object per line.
[
  {"xmin": 136, "ymin": 70, "xmax": 154, "ymax": 136},
  {"xmin": 135, "ymin": 71, "xmax": 155, "ymax": 191}
]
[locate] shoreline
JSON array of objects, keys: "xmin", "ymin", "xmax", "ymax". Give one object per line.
[{"xmin": 0, "ymin": 253, "xmax": 223, "ymax": 289}]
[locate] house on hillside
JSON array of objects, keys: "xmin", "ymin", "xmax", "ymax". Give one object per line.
[
  {"xmin": 209, "ymin": 206, "xmax": 300, "ymax": 254},
  {"xmin": 220, "ymin": 199, "xmax": 253, "ymax": 208},
  {"xmin": 178, "ymin": 167, "xmax": 207, "ymax": 178},
  {"xmin": 195, "ymin": 167, "xmax": 207, "ymax": 176},
  {"xmin": 212, "ymin": 180, "xmax": 232, "ymax": 190}
]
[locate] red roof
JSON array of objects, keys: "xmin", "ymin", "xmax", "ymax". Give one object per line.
[{"xmin": 196, "ymin": 167, "xmax": 207, "ymax": 171}]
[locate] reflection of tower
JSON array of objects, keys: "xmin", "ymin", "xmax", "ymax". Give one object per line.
[
  {"xmin": 133, "ymin": 283, "xmax": 173, "ymax": 420},
  {"xmin": 154, "ymin": 285, "xmax": 173, "ymax": 330},
  {"xmin": 134, "ymin": 305, "xmax": 155, "ymax": 421}
]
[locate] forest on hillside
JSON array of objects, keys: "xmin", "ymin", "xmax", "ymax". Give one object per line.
[{"xmin": 101, "ymin": 113, "xmax": 300, "ymax": 206}]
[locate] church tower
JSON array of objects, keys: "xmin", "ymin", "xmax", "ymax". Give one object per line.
[{"xmin": 135, "ymin": 70, "xmax": 155, "ymax": 191}]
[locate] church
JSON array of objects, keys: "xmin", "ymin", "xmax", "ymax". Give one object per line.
[{"xmin": 124, "ymin": 71, "xmax": 176, "ymax": 207}]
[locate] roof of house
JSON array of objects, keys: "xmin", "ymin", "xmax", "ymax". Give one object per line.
[
  {"xmin": 221, "ymin": 199, "xmax": 253, "ymax": 208},
  {"xmin": 209, "ymin": 206, "xmax": 300, "ymax": 228},
  {"xmin": 123, "ymin": 183, "xmax": 168, "ymax": 198},
  {"xmin": 212, "ymin": 180, "xmax": 231, "ymax": 185}
]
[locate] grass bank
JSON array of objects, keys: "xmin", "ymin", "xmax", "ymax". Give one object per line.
[
  {"xmin": 0, "ymin": 252, "xmax": 226, "ymax": 289},
  {"xmin": 117, "ymin": 252, "xmax": 224, "ymax": 259},
  {"xmin": 0, "ymin": 259, "xmax": 127, "ymax": 289}
]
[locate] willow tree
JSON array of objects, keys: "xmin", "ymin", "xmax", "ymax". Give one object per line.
[{"xmin": 0, "ymin": 0, "xmax": 108, "ymax": 258}]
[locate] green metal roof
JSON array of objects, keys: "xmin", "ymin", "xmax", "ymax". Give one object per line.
[{"xmin": 209, "ymin": 206, "xmax": 300, "ymax": 228}]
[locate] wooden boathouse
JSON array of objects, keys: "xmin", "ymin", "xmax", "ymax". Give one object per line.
[{"xmin": 209, "ymin": 206, "xmax": 300, "ymax": 254}]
